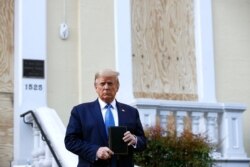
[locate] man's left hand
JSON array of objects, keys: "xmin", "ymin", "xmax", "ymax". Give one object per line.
[{"xmin": 123, "ymin": 131, "xmax": 137, "ymax": 146}]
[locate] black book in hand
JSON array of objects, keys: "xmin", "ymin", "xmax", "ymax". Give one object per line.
[{"xmin": 108, "ymin": 126, "xmax": 128, "ymax": 155}]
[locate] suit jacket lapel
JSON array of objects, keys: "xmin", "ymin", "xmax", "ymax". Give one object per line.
[
  {"xmin": 116, "ymin": 101, "xmax": 127, "ymax": 126},
  {"xmin": 92, "ymin": 100, "xmax": 108, "ymax": 143}
]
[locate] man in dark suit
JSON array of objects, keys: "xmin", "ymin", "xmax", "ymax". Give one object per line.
[{"xmin": 65, "ymin": 69, "xmax": 147, "ymax": 167}]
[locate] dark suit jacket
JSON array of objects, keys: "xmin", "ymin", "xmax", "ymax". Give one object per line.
[{"xmin": 64, "ymin": 99, "xmax": 147, "ymax": 167}]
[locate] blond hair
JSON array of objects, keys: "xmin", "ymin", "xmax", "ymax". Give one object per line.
[
  {"xmin": 94, "ymin": 69, "xmax": 120, "ymax": 86},
  {"xmin": 95, "ymin": 69, "xmax": 119, "ymax": 79}
]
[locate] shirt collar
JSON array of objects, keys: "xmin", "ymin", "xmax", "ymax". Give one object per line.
[{"xmin": 98, "ymin": 98, "xmax": 116, "ymax": 109}]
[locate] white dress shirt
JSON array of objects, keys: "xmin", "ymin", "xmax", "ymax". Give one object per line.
[{"xmin": 98, "ymin": 98, "xmax": 118, "ymax": 126}]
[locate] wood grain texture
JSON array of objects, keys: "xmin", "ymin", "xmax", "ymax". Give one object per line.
[
  {"xmin": 131, "ymin": 0, "xmax": 197, "ymax": 100},
  {"xmin": 0, "ymin": 93, "xmax": 13, "ymax": 167},
  {"xmin": 0, "ymin": 0, "xmax": 14, "ymax": 166},
  {"xmin": 0, "ymin": 0, "xmax": 14, "ymax": 93}
]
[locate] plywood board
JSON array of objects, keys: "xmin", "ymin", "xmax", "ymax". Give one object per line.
[
  {"xmin": 0, "ymin": 0, "xmax": 14, "ymax": 166},
  {"xmin": 131, "ymin": 0, "xmax": 197, "ymax": 100},
  {"xmin": 0, "ymin": 93, "xmax": 13, "ymax": 167},
  {"xmin": 0, "ymin": 0, "xmax": 14, "ymax": 93}
]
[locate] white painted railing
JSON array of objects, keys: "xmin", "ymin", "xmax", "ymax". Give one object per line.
[
  {"xmin": 19, "ymin": 107, "xmax": 77, "ymax": 167},
  {"xmin": 133, "ymin": 99, "xmax": 250, "ymax": 167}
]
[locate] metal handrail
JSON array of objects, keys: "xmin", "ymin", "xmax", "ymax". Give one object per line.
[{"xmin": 20, "ymin": 110, "xmax": 62, "ymax": 167}]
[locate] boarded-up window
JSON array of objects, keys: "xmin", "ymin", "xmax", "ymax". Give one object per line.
[{"xmin": 131, "ymin": 0, "xmax": 197, "ymax": 101}]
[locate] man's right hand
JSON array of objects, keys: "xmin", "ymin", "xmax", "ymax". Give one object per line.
[{"xmin": 96, "ymin": 147, "xmax": 114, "ymax": 160}]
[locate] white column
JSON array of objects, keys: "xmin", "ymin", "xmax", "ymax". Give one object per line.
[
  {"xmin": 114, "ymin": 0, "xmax": 134, "ymax": 104},
  {"xmin": 206, "ymin": 112, "xmax": 218, "ymax": 143},
  {"xmin": 42, "ymin": 145, "xmax": 52, "ymax": 167},
  {"xmin": 191, "ymin": 112, "xmax": 203, "ymax": 134},
  {"xmin": 221, "ymin": 105, "xmax": 247, "ymax": 158},
  {"xmin": 38, "ymin": 138, "xmax": 45, "ymax": 166},
  {"xmin": 159, "ymin": 111, "xmax": 171, "ymax": 129},
  {"xmin": 138, "ymin": 108, "xmax": 157, "ymax": 128},
  {"xmin": 32, "ymin": 123, "xmax": 40, "ymax": 167},
  {"xmin": 176, "ymin": 111, "xmax": 187, "ymax": 136},
  {"xmin": 14, "ymin": 0, "xmax": 47, "ymax": 165},
  {"xmin": 194, "ymin": 0, "xmax": 216, "ymax": 102}
]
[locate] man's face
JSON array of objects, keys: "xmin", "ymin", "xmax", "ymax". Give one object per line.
[{"xmin": 95, "ymin": 76, "xmax": 119, "ymax": 103}]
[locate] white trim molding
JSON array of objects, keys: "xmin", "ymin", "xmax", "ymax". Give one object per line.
[{"xmin": 114, "ymin": 0, "xmax": 216, "ymax": 103}]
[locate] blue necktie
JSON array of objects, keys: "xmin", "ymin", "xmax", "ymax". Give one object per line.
[
  {"xmin": 105, "ymin": 104, "xmax": 115, "ymax": 136},
  {"xmin": 105, "ymin": 104, "xmax": 117, "ymax": 167}
]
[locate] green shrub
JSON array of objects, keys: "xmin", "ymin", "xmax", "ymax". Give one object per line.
[{"xmin": 134, "ymin": 125, "xmax": 215, "ymax": 167}]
